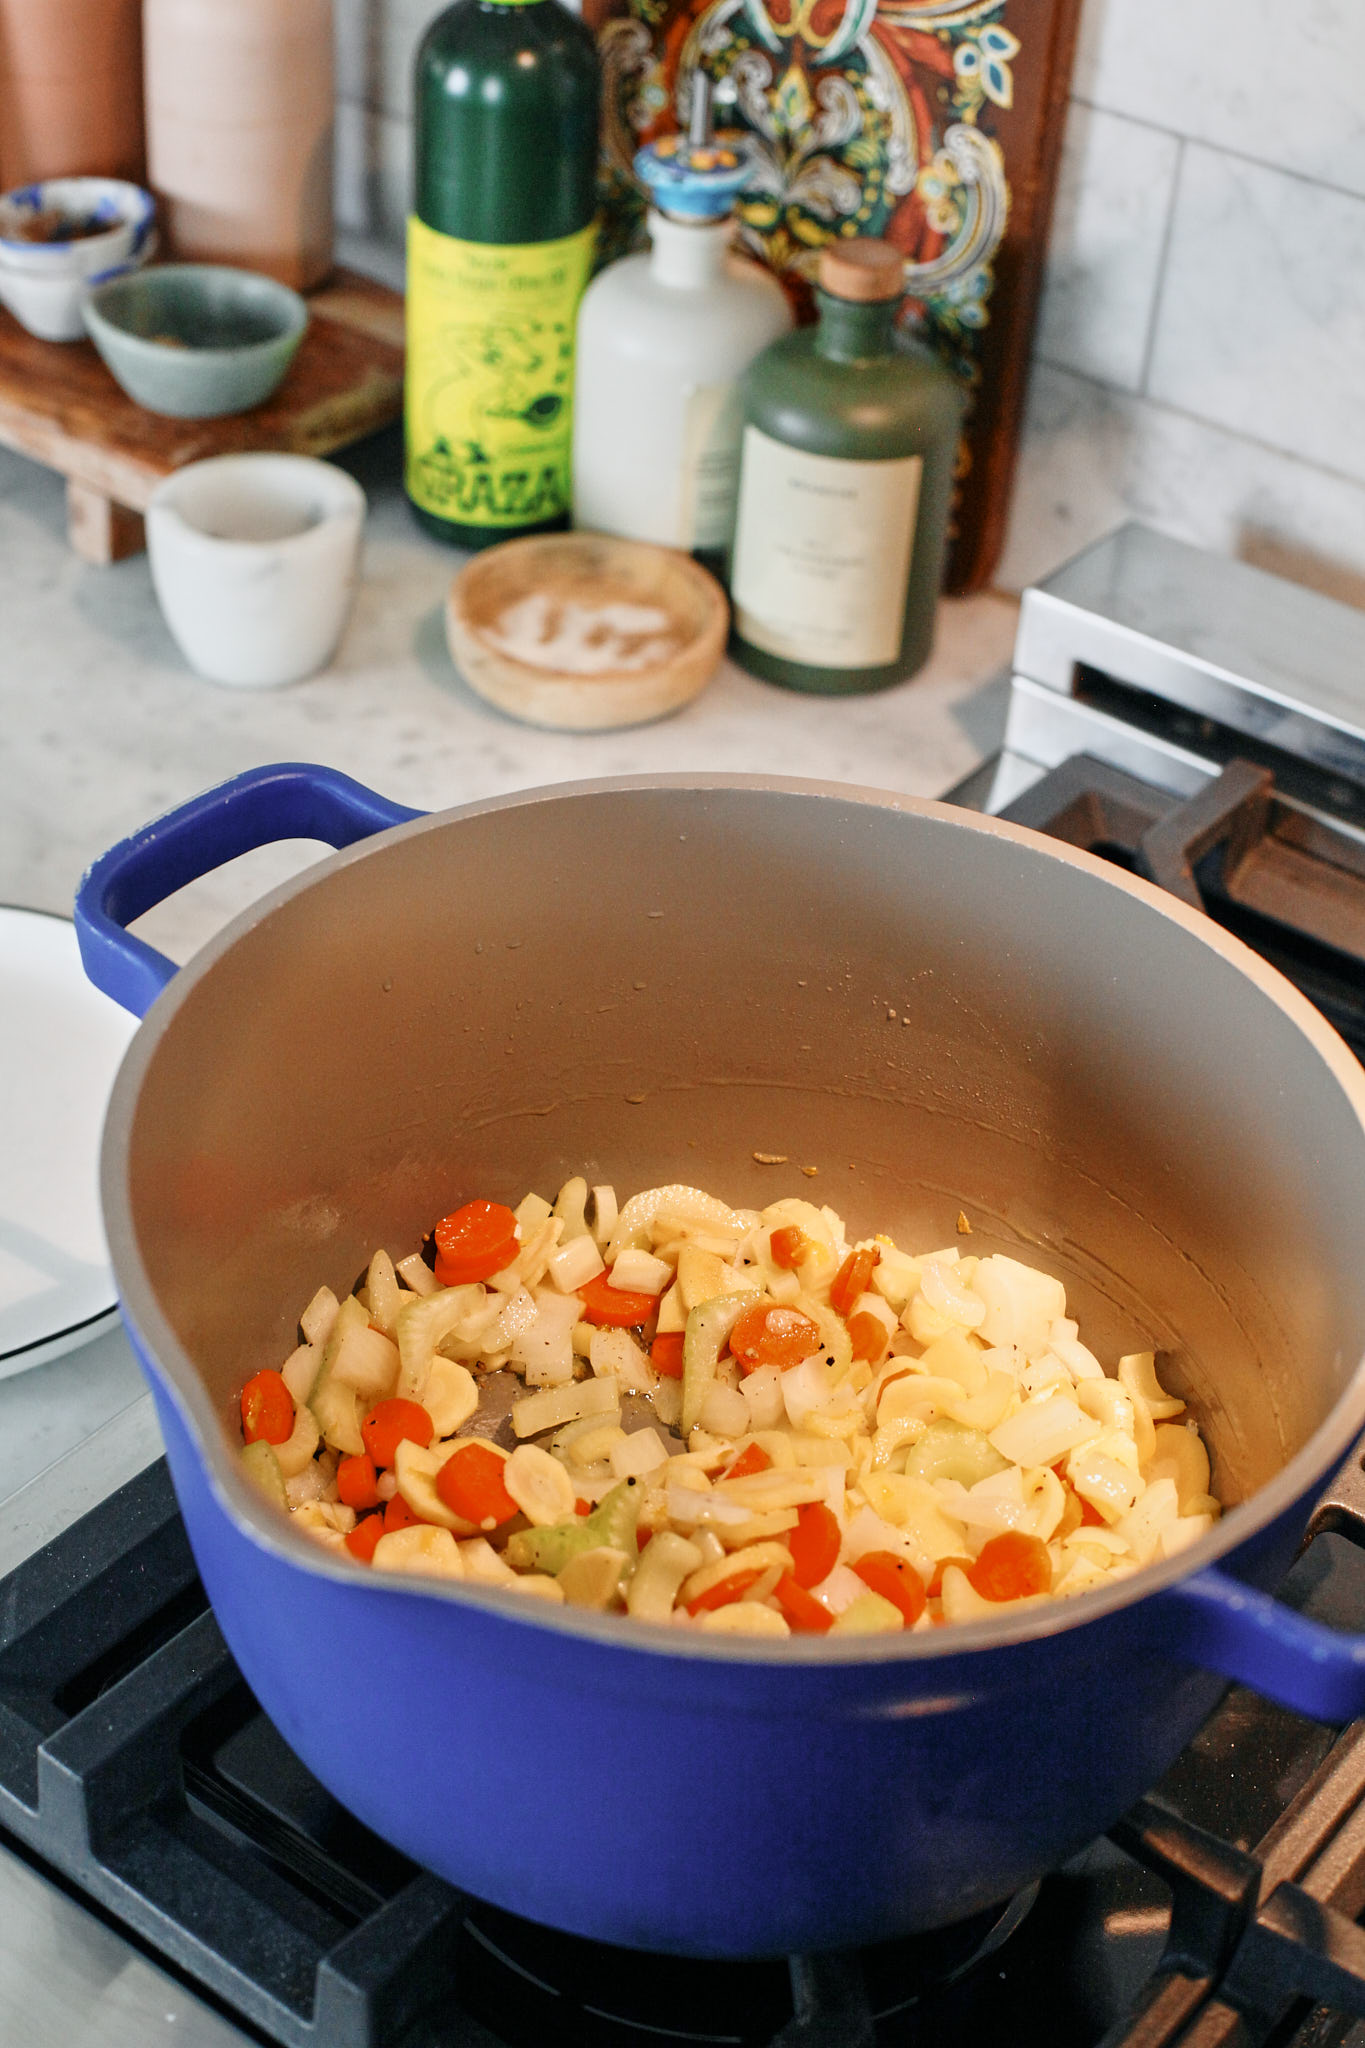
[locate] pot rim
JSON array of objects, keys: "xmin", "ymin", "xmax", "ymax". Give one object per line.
[{"xmin": 100, "ymin": 772, "xmax": 1365, "ymax": 1666}]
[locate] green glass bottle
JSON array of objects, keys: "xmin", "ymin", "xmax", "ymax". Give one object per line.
[
  {"xmin": 406, "ymin": 0, "xmax": 600, "ymax": 550},
  {"xmin": 728, "ymin": 238, "xmax": 967, "ymax": 693}
]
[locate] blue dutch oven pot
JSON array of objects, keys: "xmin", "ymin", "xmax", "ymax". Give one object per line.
[{"xmin": 75, "ymin": 764, "xmax": 1365, "ymax": 1956}]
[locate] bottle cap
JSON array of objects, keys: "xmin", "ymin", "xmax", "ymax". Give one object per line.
[
  {"xmin": 818, "ymin": 239, "xmax": 905, "ymax": 304},
  {"xmin": 634, "ymin": 74, "xmax": 753, "ymax": 223}
]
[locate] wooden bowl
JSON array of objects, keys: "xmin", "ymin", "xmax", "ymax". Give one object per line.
[{"xmin": 445, "ymin": 533, "xmax": 728, "ymax": 731}]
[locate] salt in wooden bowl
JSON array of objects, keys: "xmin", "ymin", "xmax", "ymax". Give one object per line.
[{"xmin": 445, "ymin": 533, "xmax": 729, "ymax": 731}]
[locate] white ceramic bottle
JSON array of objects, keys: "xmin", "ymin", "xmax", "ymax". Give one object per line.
[{"xmin": 572, "ymin": 81, "xmax": 791, "ymax": 566}]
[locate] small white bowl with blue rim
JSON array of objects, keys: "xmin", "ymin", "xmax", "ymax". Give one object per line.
[{"xmin": 0, "ymin": 177, "xmax": 157, "ymax": 342}]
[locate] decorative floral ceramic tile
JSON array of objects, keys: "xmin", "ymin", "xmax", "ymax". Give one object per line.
[{"xmin": 587, "ymin": 0, "xmax": 1081, "ymax": 588}]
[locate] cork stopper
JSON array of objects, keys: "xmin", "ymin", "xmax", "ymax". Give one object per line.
[{"xmin": 817, "ymin": 238, "xmax": 905, "ymax": 304}]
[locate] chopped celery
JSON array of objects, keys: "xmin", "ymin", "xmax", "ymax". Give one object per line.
[
  {"xmin": 681, "ymin": 1291, "xmax": 763, "ymax": 1436},
  {"xmin": 903, "ymin": 1419, "xmax": 1008, "ymax": 1487},
  {"xmin": 307, "ymin": 1295, "xmax": 370, "ymax": 1454},
  {"xmin": 240, "ymin": 1440, "xmax": 287, "ymax": 1509},
  {"xmin": 505, "ymin": 1478, "xmax": 642, "ymax": 1575},
  {"xmin": 395, "ymin": 1284, "xmax": 485, "ymax": 1400},
  {"xmin": 802, "ymin": 1299, "xmax": 853, "ymax": 1379},
  {"xmin": 365, "ymin": 1249, "xmax": 404, "ymax": 1338}
]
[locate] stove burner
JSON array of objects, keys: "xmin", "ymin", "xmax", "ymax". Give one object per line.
[
  {"xmin": 454, "ymin": 1884, "xmax": 1036, "ymax": 2047},
  {"xmin": 5, "ymin": 1461, "xmax": 1365, "ymax": 2046},
  {"xmin": 1001, "ymin": 754, "xmax": 1365, "ymax": 1062}
]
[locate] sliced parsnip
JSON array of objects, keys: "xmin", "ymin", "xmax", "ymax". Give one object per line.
[
  {"xmin": 829, "ymin": 1591, "xmax": 903, "ymax": 1635},
  {"xmin": 626, "ymin": 1530, "xmax": 702, "ymax": 1621},
  {"xmin": 373, "ymin": 1525, "xmax": 464, "ymax": 1579},
  {"xmin": 394, "ymin": 1438, "xmax": 477, "ymax": 1534},
  {"xmin": 698, "ymin": 1602, "xmax": 790, "ymax": 1636},
  {"xmin": 557, "ymin": 1545, "xmax": 630, "ymax": 1610},
  {"xmin": 505, "ymin": 1443, "xmax": 577, "ymax": 1525},
  {"xmin": 424, "ymin": 1356, "xmax": 479, "ymax": 1436},
  {"xmin": 1119, "ymin": 1350, "xmax": 1186, "ymax": 1419},
  {"xmin": 679, "ymin": 1542, "xmax": 794, "ymax": 1607}
]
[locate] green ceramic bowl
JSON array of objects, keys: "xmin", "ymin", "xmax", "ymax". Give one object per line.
[{"xmin": 83, "ymin": 263, "xmax": 308, "ymax": 418}]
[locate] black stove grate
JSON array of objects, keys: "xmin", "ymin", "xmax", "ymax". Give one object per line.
[{"xmin": 5, "ymin": 1462, "xmax": 1365, "ymax": 2047}]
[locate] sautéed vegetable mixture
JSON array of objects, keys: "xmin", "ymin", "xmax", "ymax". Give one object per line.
[{"xmin": 237, "ymin": 1179, "xmax": 1222, "ymax": 1634}]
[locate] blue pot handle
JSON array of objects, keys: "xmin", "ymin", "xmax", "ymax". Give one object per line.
[
  {"xmin": 1153, "ymin": 1566, "xmax": 1365, "ymax": 1722},
  {"xmin": 75, "ymin": 762, "xmax": 423, "ymax": 1019}
]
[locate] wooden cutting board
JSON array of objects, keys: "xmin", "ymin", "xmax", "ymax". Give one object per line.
[
  {"xmin": 585, "ymin": 0, "xmax": 1083, "ymax": 593},
  {"xmin": 0, "ymin": 268, "xmax": 404, "ymax": 563}
]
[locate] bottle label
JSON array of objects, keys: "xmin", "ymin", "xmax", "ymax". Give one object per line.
[
  {"xmin": 729, "ymin": 428, "xmax": 923, "ymax": 669},
  {"xmin": 677, "ymin": 382, "xmax": 742, "ymax": 550},
  {"xmin": 406, "ymin": 216, "xmax": 595, "ymax": 530}
]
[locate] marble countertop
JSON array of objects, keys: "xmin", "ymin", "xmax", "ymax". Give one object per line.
[{"xmin": 2, "ymin": 427, "xmax": 1018, "ymax": 966}]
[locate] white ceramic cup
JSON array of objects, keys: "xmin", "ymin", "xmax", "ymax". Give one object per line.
[{"xmin": 146, "ymin": 454, "xmax": 366, "ymax": 688}]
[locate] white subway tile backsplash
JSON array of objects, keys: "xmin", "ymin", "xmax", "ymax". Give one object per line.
[
  {"xmin": 334, "ymin": 94, "xmax": 414, "ymax": 244},
  {"xmin": 369, "ymin": 0, "xmax": 450, "ymax": 122},
  {"xmin": 1035, "ymin": 103, "xmax": 1179, "ymax": 393},
  {"xmin": 996, "ymin": 362, "xmax": 1365, "ymax": 603},
  {"xmin": 1074, "ymin": 0, "xmax": 1365, "ymax": 201},
  {"xmin": 1146, "ymin": 145, "xmax": 1365, "ymax": 489}
]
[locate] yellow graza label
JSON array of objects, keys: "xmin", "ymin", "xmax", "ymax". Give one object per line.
[{"xmin": 405, "ymin": 216, "xmax": 595, "ymax": 529}]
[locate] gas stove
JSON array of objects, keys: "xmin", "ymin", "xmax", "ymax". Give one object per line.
[{"xmin": 8, "ymin": 524, "xmax": 1365, "ymax": 2048}]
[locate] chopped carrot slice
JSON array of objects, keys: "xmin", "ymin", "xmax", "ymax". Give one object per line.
[
  {"xmin": 846, "ymin": 1311, "xmax": 889, "ymax": 1364},
  {"xmin": 686, "ymin": 1567, "xmax": 765, "ymax": 1616},
  {"xmin": 830, "ymin": 1245, "xmax": 879, "ymax": 1318},
  {"xmin": 637, "ymin": 1526, "xmax": 653, "ymax": 1550},
  {"xmin": 383, "ymin": 1494, "xmax": 422, "ymax": 1533},
  {"xmin": 574, "ymin": 1498, "xmax": 592, "ymax": 1516},
  {"xmin": 724, "ymin": 1443, "xmax": 772, "ymax": 1481},
  {"xmin": 578, "ymin": 1270, "xmax": 661, "ymax": 1327},
  {"xmin": 436, "ymin": 1441, "xmax": 518, "ymax": 1528},
  {"xmin": 345, "ymin": 1514, "xmax": 385, "ymax": 1563},
  {"xmin": 650, "ymin": 1332, "xmax": 685, "ymax": 1378},
  {"xmin": 337, "ymin": 1452, "xmax": 381, "ymax": 1511},
  {"xmin": 852, "ymin": 1551, "xmax": 925, "ymax": 1627},
  {"xmin": 240, "ymin": 1369, "xmax": 295, "ymax": 1446},
  {"xmin": 786, "ymin": 1501, "xmax": 840, "ymax": 1588},
  {"xmin": 434, "ymin": 1200, "xmax": 519, "ymax": 1285},
  {"xmin": 768, "ymin": 1225, "xmax": 809, "ymax": 1271},
  {"xmin": 361, "ymin": 1398, "xmax": 433, "ymax": 1469},
  {"xmin": 1080, "ymin": 1497, "xmax": 1107, "ymax": 1528},
  {"xmin": 774, "ymin": 1574, "xmax": 833, "ymax": 1633},
  {"xmin": 728, "ymin": 1303, "xmax": 822, "ymax": 1373},
  {"xmin": 968, "ymin": 1531, "xmax": 1053, "ymax": 1601}
]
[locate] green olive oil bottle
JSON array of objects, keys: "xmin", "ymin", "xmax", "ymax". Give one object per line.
[
  {"xmin": 728, "ymin": 238, "xmax": 967, "ymax": 692},
  {"xmin": 406, "ymin": 0, "xmax": 600, "ymax": 549}
]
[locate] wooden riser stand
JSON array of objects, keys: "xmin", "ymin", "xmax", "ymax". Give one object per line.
[{"xmin": 0, "ymin": 268, "xmax": 404, "ymax": 563}]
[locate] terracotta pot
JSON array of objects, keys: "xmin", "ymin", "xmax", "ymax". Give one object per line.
[
  {"xmin": 0, "ymin": 0, "xmax": 144, "ymax": 189},
  {"xmin": 143, "ymin": 0, "xmax": 333, "ymax": 291}
]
